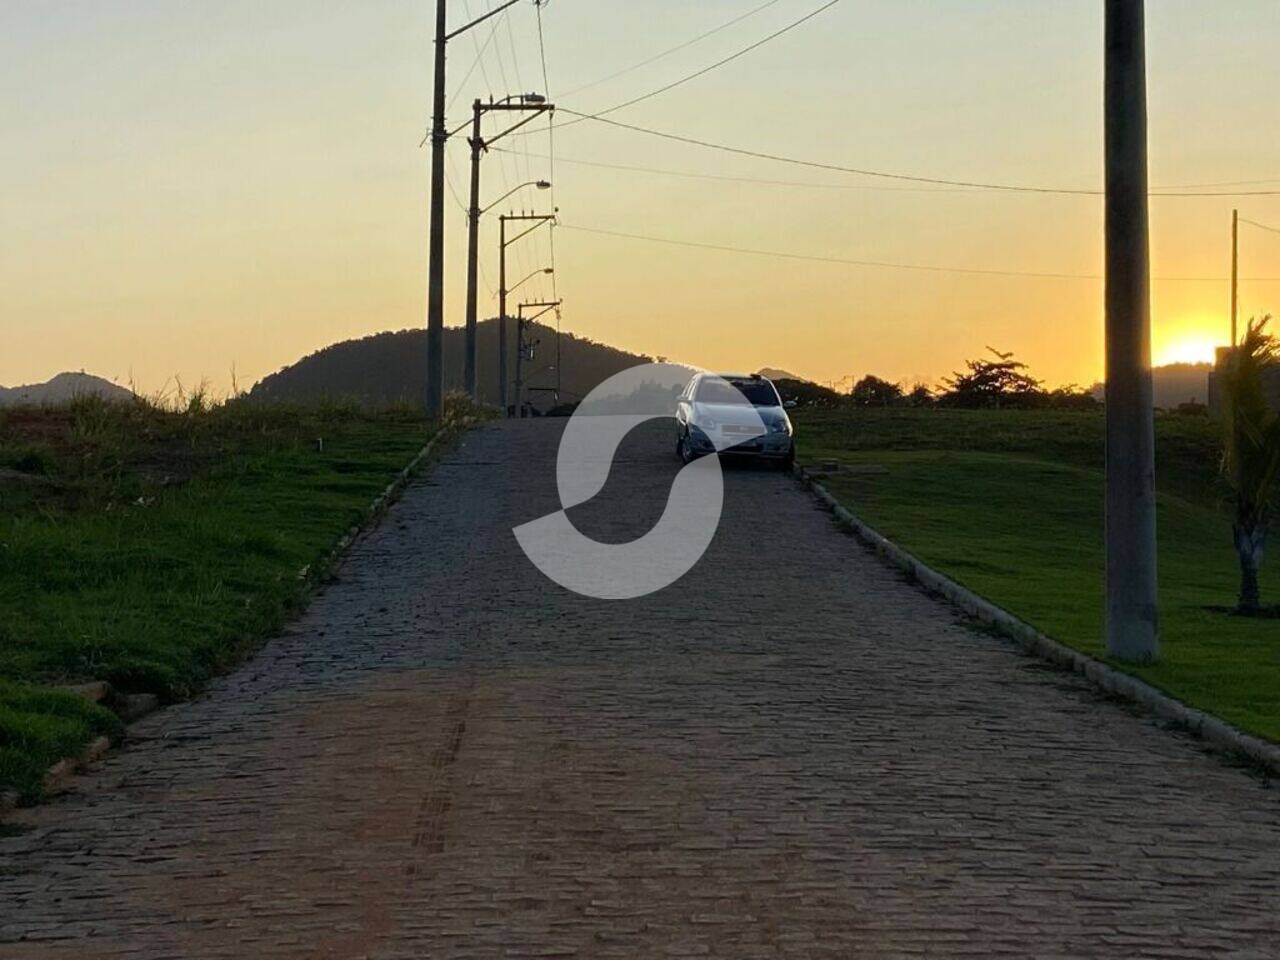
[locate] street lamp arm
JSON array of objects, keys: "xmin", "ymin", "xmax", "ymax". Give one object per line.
[
  {"xmin": 482, "ymin": 180, "xmax": 551, "ymax": 215},
  {"xmin": 445, "ymin": 0, "xmax": 523, "ymax": 41},
  {"xmin": 509, "ymin": 268, "xmax": 554, "ymax": 295}
]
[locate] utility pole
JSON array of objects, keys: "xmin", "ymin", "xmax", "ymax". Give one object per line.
[
  {"xmin": 462, "ymin": 97, "xmax": 552, "ymax": 402},
  {"xmin": 1231, "ymin": 208, "xmax": 1239, "ymax": 346},
  {"xmin": 422, "ymin": 0, "xmax": 525, "ymax": 419},
  {"xmin": 499, "ymin": 216, "xmax": 509, "ymax": 413},
  {"xmin": 424, "ymin": 0, "xmax": 447, "ymax": 420},
  {"xmin": 515, "ymin": 300, "xmax": 561, "ymax": 418},
  {"xmin": 498, "ymin": 213, "xmax": 556, "ymax": 414},
  {"xmin": 1104, "ymin": 0, "xmax": 1159, "ymax": 662},
  {"xmin": 464, "ymin": 101, "xmax": 483, "ymax": 402}
]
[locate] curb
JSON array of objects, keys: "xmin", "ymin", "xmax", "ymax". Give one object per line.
[
  {"xmin": 8, "ymin": 424, "xmax": 464, "ymax": 813},
  {"xmin": 297, "ymin": 421, "xmax": 463, "ymax": 584},
  {"xmin": 796, "ymin": 464, "xmax": 1280, "ymax": 778}
]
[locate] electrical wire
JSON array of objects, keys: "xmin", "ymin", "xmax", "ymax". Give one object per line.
[
  {"xmin": 530, "ymin": 0, "xmax": 843, "ymax": 135},
  {"xmin": 559, "ymin": 0, "xmax": 785, "ymax": 99},
  {"xmin": 490, "ymin": 145, "xmax": 989, "ymax": 194},
  {"xmin": 1241, "ymin": 216, "xmax": 1280, "ymax": 236},
  {"xmin": 559, "ymin": 222, "xmax": 1280, "ymax": 282},
  {"xmin": 558, "ymin": 110, "xmax": 1280, "ymax": 198},
  {"xmin": 447, "ymin": 9, "xmax": 508, "ymax": 113}
]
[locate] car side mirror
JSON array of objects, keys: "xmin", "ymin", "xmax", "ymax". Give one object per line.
[{"xmin": 784, "ymin": 399, "xmax": 797, "ymax": 409}]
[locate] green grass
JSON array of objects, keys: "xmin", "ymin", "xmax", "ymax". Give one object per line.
[
  {"xmin": 795, "ymin": 408, "xmax": 1280, "ymax": 742},
  {"xmin": 0, "ymin": 396, "xmax": 464, "ymax": 803}
]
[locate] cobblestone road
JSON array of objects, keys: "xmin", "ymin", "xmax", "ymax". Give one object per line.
[{"xmin": 2, "ymin": 419, "xmax": 1278, "ymax": 958}]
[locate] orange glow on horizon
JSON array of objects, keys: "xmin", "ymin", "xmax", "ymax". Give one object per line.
[{"xmin": 1153, "ymin": 330, "xmax": 1224, "ymax": 368}]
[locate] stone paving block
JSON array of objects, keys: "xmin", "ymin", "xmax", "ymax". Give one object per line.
[{"xmin": 0, "ymin": 419, "xmax": 1277, "ymax": 957}]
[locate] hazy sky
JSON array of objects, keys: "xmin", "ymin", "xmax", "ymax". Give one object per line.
[{"xmin": 4, "ymin": 1, "xmax": 1280, "ymax": 396}]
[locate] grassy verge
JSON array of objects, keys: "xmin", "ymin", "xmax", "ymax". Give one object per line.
[
  {"xmin": 0, "ymin": 396, "xmax": 470, "ymax": 803},
  {"xmin": 795, "ymin": 408, "xmax": 1280, "ymax": 742}
]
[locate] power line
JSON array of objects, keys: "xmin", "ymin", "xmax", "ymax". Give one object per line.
[
  {"xmin": 491, "ymin": 146, "xmax": 990, "ymax": 193},
  {"xmin": 494, "ymin": 145, "xmax": 1277, "ymax": 197},
  {"xmin": 1241, "ymin": 216, "xmax": 1280, "ymax": 236},
  {"xmin": 559, "ymin": 0, "xmax": 785, "ymax": 99},
  {"xmin": 558, "ymin": 110, "xmax": 1280, "ymax": 198},
  {"xmin": 562, "ymin": 223, "xmax": 1100, "ymax": 278},
  {"xmin": 1164, "ymin": 177, "xmax": 1280, "ymax": 189},
  {"xmin": 529, "ymin": 0, "xmax": 843, "ymax": 135},
  {"xmin": 559, "ymin": 222, "xmax": 1280, "ymax": 282},
  {"xmin": 446, "ymin": 8, "xmax": 508, "ymax": 113}
]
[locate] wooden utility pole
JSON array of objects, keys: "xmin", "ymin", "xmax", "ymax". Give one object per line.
[
  {"xmin": 1231, "ymin": 208, "xmax": 1239, "ymax": 346},
  {"xmin": 1104, "ymin": 0, "xmax": 1159, "ymax": 662}
]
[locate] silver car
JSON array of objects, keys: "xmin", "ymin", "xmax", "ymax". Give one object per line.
[{"xmin": 675, "ymin": 373, "xmax": 795, "ymax": 469}]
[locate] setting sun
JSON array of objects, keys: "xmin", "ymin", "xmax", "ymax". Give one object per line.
[{"xmin": 1154, "ymin": 332, "xmax": 1225, "ymax": 367}]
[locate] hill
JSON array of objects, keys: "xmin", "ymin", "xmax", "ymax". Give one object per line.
[
  {"xmin": 1089, "ymin": 362, "xmax": 1212, "ymax": 409},
  {"xmin": 757, "ymin": 367, "xmax": 806, "ymax": 382},
  {"xmin": 0, "ymin": 371, "xmax": 133, "ymax": 407},
  {"xmin": 249, "ymin": 320, "xmax": 652, "ymax": 408}
]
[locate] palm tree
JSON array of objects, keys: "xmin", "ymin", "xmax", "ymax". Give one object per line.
[{"xmin": 1220, "ymin": 316, "xmax": 1280, "ymax": 613}]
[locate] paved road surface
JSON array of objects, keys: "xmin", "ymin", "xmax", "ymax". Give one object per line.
[{"xmin": 2, "ymin": 419, "xmax": 1278, "ymax": 958}]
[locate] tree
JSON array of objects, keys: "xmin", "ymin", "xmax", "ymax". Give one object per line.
[
  {"xmin": 1220, "ymin": 316, "xmax": 1280, "ymax": 614},
  {"xmin": 850, "ymin": 375, "xmax": 904, "ymax": 407},
  {"xmin": 939, "ymin": 348, "xmax": 1043, "ymax": 409},
  {"xmin": 905, "ymin": 383, "xmax": 935, "ymax": 407},
  {"xmin": 1044, "ymin": 384, "xmax": 1101, "ymax": 410}
]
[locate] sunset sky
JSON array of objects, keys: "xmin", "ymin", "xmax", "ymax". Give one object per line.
[{"xmin": 3, "ymin": 1, "xmax": 1280, "ymax": 396}]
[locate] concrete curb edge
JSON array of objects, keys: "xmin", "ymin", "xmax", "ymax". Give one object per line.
[{"xmin": 795, "ymin": 465, "xmax": 1280, "ymax": 778}]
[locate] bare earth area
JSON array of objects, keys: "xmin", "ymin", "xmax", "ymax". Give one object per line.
[{"xmin": 2, "ymin": 419, "xmax": 1278, "ymax": 958}]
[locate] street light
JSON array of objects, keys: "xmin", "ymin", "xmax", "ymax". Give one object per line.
[
  {"xmin": 498, "ymin": 213, "xmax": 557, "ymax": 413},
  {"xmin": 424, "ymin": 0, "xmax": 526, "ymax": 420},
  {"xmin": 510, "ymin": 267, "xmax": 554, "ymax": 295},
  {"xmin": 515, "ymin": 299, "xmax": 562, "ymax": 418},
  {"xmin": 482, "ymin": 180, "xmax": 551, "ymax": 216},
  {"xmin": 462, "ymin": 93, "xmax": 555, "ymax": 400}
]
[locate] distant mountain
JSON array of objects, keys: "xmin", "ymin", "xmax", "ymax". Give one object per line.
[
  {"xmin": 0, "ymin": 372, "xmax": 133, "ymax": 407},
  {"xmin": 757, "ymin": 367, "xmax": 807, "ymax": 383},
  {"xmin": 248, "ymin": 320, "xmax": 653, "ymax": 409},
  {"xmin": 1089, "ymin": 362, "xmax": 1212, "ymax": 409}
]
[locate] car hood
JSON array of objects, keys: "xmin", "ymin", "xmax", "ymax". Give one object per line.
[{"xmin": 692, "ymin": 402, "xmax": 789, "ymax": 430}]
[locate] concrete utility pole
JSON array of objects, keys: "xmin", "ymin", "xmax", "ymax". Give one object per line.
[
  {"xmin": 1104, "ymin": 0, "xmax": 1159, "ymax": 662},
  {"xmin": 464, "ymin": 101, "xmax": 484, "ymax": 402},
  {"xmin": 1231, "ymin": 208, "xmax": 1239, "ymax": 346},
  {"xmin": 515, "ymin": 300, "xmax": 561, "ymax": 418},
  {"xmin": 462, "ymin": 96, "xmax": 552, "ymax": 402},
  {"xmin": 498, "ymin": 213, "xmax": 556, "ymax": 414},
  {"xmin": 424, "ymin": 0, "xmax": 448, "ymax": 420},
  {"xmin": 423, "ymin": 0, "xmax": 524, "ymax": 419}
]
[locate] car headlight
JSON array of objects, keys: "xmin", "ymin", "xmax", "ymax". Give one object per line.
[{"xmin": 768, "ymin": 419, "xmax": 791, "ymax": 434}]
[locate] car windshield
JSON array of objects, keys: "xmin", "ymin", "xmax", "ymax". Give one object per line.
[{"xmin": 696, "ymin": 379, "xmax": 779, "ymax": 407}]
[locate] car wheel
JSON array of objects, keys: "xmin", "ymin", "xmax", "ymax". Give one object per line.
[
  {"xmin": 778, "ymin": 444, "xmax": 795, "ymax": 472},
  {"xmin": 678, "ymin": 431, "xmax": 695, "ymax": 464}
]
